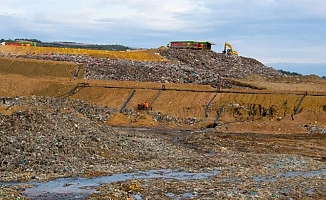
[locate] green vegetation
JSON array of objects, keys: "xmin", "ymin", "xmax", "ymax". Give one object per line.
[
  {"xmin": 277, "ymin": 69, "xmax": 302, "ymax": 76},
  {"xmin": 0, "ymin": 38, "xmax": 133, "ymax": 51}
]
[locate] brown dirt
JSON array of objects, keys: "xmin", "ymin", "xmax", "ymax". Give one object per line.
[
  {"xmin": 0, "ymin": 57, "xmax": 78, "ymax": 78},
  {"xmin": 0, "ymin": 55, "xmax": 325, "ymax": 130},
  {"xmin": 239, "ymin": 74, "xmax": 326, "ymax": 93},
  {"xmin": 0, "ymin": 46, "xmax": 166, "ymax": 61}
]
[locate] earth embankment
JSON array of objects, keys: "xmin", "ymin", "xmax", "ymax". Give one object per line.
[
  {"xmin": 0, "ymin": 46, "xmax": 325, "ymax": 130},
  {"xmin": 0, "ymin": 57, "xmax": 78, "ymax": 78}
]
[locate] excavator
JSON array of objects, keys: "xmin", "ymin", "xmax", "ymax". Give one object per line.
[{"xmin": 222, "ymin": 42, "xmax": 238, "ymax": 55}]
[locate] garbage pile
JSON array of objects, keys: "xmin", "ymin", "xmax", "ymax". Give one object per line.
[
  {"xmin": 0, "ymin": 96, "xmax": 115, "ymax": 181},
  {"xmin": 0, "ymin": 99, "xmax": 325, "ymax": 199},
  {"xmin": 158, "ymin": 48, "xmax": 283, "ymax": 79},
  {"xmin": 0, "ymin": 96, "xmax": 115, "ymax": 122},
  {"xmin": 305, "ymin": 125, "xmax": 326, "ymax": 133},
  {"xmin": 0, "ymin": 97, "xmax": 215, "ymax": 182},
  {"xmin": 1, "ymin": 48, "xmax": 283, "ymax": 88}
]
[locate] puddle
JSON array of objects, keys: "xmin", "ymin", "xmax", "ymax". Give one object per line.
[
  {"xmin": 0, "ymin": 169, "xmax": 219, "ymax": 199},
  {"xmin": 132, "ymin": 193, "xmax": 143, "ymax": 200},
  {"xmin": 182, "ymin": 192, "xmax": 195, "ymax": 198},
  {"xmin": 306, "ymin": 188, "xmax": 314, "ymax": 195},
  {"xmin": 165, "ymin": 192, "xmax": 195, "ymax": 200},
  {"xmin": 253, "ymin": 168, "xmax": 326, "ymax": 182},
  {"xmin": 253, "ymin": 176, "xmax": 277, "ymax": 182},
  {"xmin": 166, "ymin": 192, "xmax": 175, "ymax": 198}
]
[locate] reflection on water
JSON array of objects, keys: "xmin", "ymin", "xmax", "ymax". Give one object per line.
[
  {"xmin": 16, "ymin": 169, "xmax": 219, "ymax": 199},
  {"xmin": 132, "ymin": 193, "xmax": 143, "ymax": 200},
  {"xmin": 253, "ymin": 168, "xmax": 326, "ymax": 182},
  {"xmin": 0, "ymin": 168, "xmax": 325, "ymax": 199},
  {"xmin": 165, "ymin": 192, "xmax": 195, "ymax": 200}
]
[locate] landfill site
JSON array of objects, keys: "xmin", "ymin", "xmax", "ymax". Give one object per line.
[{"xmin": 0, "ymin": 44, "xmax": 325, "ymax": 199}]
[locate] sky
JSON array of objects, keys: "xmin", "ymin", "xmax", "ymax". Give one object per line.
[{"xmin": 0, "ymin": 0, "xmax": 325, "ymax": 76}]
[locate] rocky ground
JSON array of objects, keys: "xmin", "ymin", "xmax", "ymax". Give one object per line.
[{"xmin": 0, "ymin": 48, "xmax": 325, "ymax": 199}]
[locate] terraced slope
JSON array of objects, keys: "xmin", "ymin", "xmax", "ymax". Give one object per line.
[{"xmin": 0, "ymin": 45, "xmax": 325, "ymax": 129}]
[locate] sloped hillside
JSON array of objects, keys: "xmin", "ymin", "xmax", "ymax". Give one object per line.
[
  {"xmin": 0, "ymin": 45, "xmax": 164, "ymax": 61},
  {"xmin": 0, "ymin": 45, "xmax": 325, "ymax": 129},
  {"xmin": 0, "ymin": 57, "xmax": 79, "ymax": 78},
  {"xmin": 1, "ymin": 47, "xmax": 283, "ymax": 89},
  {"xmin": 158, "ymin": 48, "xmax": 283, "ymax": 79}
]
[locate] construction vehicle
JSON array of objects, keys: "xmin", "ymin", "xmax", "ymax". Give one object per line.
[{"xmin": 222, "ymin": 42, "xmax": 238, "ymax": 55}]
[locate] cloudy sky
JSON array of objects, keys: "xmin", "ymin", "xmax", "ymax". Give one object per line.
[{"xmin": 1, "ymin": 0, "xmax": 325, "ymax": 76}]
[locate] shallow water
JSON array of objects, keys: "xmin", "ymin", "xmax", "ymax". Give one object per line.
[
  {"xmin": 1, "ymin": 167, "xmax": 325, "ymax": 199},
  {"xmin": 16, "ymin": 169, "xmax": 219, "ymax": 199},
  {"xmin": 253, "ymin": 168, "xmax": 326, "ymax": 182}
]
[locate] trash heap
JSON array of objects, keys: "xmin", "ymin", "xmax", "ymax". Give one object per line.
[
  {"xmin": 305, "ymin": 125, "xmax": 326, "ymax": 133},
  {"xmin": 158, "ymin": 48, "xmax": 282, "ymax": 79},
  {"xmin": 0, "ymin": 96, "xmax": 114, "ymax": 181},
  {"xmin": 0, "ymin": 98, "xmax": 325, "ymax": 199},
  {"xmin": 1, "ymin": 48, "xmax": 283, "ymax": 88},
  {"xmin": 0, "ymin": 97, "xmax": 216, "ymax": 182},
  {"xmin": 0, "ymin": 96, "xmax": 115, "ymax": 122}
]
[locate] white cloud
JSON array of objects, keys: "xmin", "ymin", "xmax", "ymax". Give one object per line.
[
  {"xmin": 0, "ymin": 0, "xmax": 325, "ymax": 70},
  {"xmin": 0, "ymin": 0, "xmax": 210, "ymax": 31},
  {"xmin": 1, "ymin": 0, "xmax": 323, "ymax": 33}
]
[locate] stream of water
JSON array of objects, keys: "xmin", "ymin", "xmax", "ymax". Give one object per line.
[
  {"xmin": 253, "ymin": 168, "xmax": 326, "ymax": 182},
  {"xmin": 4, "ymin": 169, "xmax": 219, "ymax": 199}
]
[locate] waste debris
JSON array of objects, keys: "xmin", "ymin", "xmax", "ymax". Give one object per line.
[{"xmin": 1, "ymin": 48, "xmax": 284, "ymax": 89}]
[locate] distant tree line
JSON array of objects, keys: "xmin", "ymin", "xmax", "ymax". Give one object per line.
[
  {"xmin": 0, "ymin": 38, "xmax": 41, "ymax": 43},
  {"xmin": 0, "ymin": 38, "xmax": 133, "ymax": 51},
  {"xmin": 278, "ymin": 69, "xmax": 326, "ymax": 79},
  {"xmin": 277, "ymin": 69, "xmax": 302, "ymax": 76}
]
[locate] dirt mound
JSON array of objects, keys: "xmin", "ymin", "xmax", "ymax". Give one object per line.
[
  {"xmin": 0, "ymin": 46, "xmax": 164, "ymax": 61},
  {"xmin": 0, "ymin": 57, "xmax": 78, "ymax": 78}
]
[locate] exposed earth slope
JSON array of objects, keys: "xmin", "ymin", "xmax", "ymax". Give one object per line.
[{"xmin": 1, "ymin": 46, "xmax": 325, "ymax": 129}]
